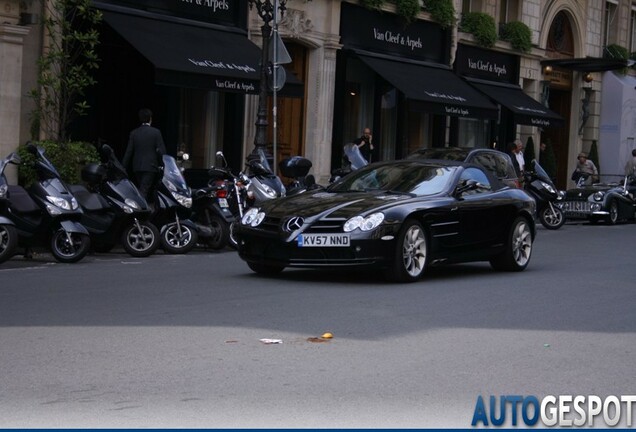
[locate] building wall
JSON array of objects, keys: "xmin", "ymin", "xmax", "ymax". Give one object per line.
[{"xmin": 3, "ymin": 0, "xmax": 636, "ymax": 186}]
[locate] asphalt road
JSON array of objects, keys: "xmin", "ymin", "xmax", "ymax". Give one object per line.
[{"xmin": 0, "ymin": 221, "xmax": 635, "ymax": 428}]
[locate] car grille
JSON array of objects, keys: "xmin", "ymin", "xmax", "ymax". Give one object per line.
[{"xmin": 255, "ymin": 215, "xmax": 346, "ymax": 234}]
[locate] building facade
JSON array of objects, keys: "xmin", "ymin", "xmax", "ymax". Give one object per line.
[{"xmin": 2, "ymin": 0, "xmax": 635, "ymax": 188}]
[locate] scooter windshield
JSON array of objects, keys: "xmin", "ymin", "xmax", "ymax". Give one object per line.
[
  {"xmin": 531, "ymin": 160, "xmax": 553, "ymax": 185},
  {"xmin": 343, "ymin": 143, "xmax": 368, "ymax": 170},
  {"xmin": 162, "ymin": 155, "xmax": 188, "ymax": 192}
]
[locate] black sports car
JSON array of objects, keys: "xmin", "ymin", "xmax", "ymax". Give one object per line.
[
  {"xmin": 556, "ymin": 174, "xmax": 636, "ymax": 224},
  {"xmin": 235, "ymin": 160, "xmax": 536, "ymax": 282}
]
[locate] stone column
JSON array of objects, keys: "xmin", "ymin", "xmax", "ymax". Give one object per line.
[
  {"xmin": 304, "ymin": 38, "xmax": 340, "ymax": 185},
  {"xmin": 0, "ymin": 23, "xmax": 30, "ymax": 184}
]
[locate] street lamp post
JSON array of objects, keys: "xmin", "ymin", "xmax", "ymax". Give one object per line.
[{"xmin": 247, "ymin": 0, "xmax": 287, "ymax": 169}]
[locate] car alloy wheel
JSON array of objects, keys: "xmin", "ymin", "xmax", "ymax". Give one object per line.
[
  {"xmin": 490, "ymin": 217, "xmax": 532, "ymax": 272},
  {"xmin": 386, "ymin": 219, "xmax": 428, "ymax": 282}
]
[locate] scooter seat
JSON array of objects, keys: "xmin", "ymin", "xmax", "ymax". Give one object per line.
[
  {"xmin": 68, "ymin": 184, "xmax": 110, "ymax": 211},
  {"xmin": 7, "ymin": 185, "xmax": 40, "ymax": 213}
]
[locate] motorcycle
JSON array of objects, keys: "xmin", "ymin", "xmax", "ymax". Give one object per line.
[
  {"xmin": 68, "ymin": 145, "xmax": 160, "ymax": 257},
  {"xmin": 330, "ymin": 143, "xmax": 369, "ymax": 183},
  {"xmin": 191, "ymin": 151, "xmax": 249, "ymax": 249},
  {"xmin": 151, "ymin": 154, "xmax": 198, "ymax": 254},
  {"xmin": 245, "ymin": 149, "xmax": 285, "ymax": 206},
  {"xmin": 523, "ymin": 159, "xmax": 565, "ymax": 230},
  {"xmin": 0, "ymin": 144, "xmax": 90, "ymax": 263}
]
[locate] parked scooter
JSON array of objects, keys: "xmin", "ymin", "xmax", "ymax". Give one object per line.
[
  {"xmin": 0, "ymin": 152, "xmax": 21, "ymax": 263},
  {"xmin": 245, "ymin": 149, "xmax": 285, "ymax": 206},
  {"xmin": 68, "ymin": 145, "xmax": 160, "ymax": 257},
  {"xmin": 0, "ymin": 144, "xmax": 90, "ymax": 263},
  {"xmin": 523, "ymin": 159, "xmax": 565, "ymax": 230},
  {"xmin": 191, "ymin": 151, "xmax": 248, "ymax": 250},
  {"xmin": 279, "ymin": 156, "xmax": 320, "ymax": 196},
  {"xmin": 151, "ymin": 154, "xmax": 198, "ymax": 254}
]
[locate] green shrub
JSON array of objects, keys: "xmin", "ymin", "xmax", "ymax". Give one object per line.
[
  {"xmin": 396, "ymin": 0, "xmax": 420, "ymax": 23},
  {"xmin": 524, "ymin": 136, "xmax": 536, "ymax": 163},
  {"xmin": 17, "ymin": 140, "xmax": 99, "ymax": 187},
  {"xmin": 360, "ymin": 0, "xmax": 384, "ymax": 9},
  {"xmin": 501, "ymin": 21, "xmax": 532, "ymax": 52},
  {"xmin": 604, "ymin": 44, "xmax": 629, "ymax": 60},
  {"xmin": 460, "ymin": 12, "xmax": 498, "ymax": 48},
  {"xmin": 425, "ymin": 0, "xmax": 455, "ymax": 29}
]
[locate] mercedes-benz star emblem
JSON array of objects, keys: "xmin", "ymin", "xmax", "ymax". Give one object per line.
[{"xmin": 284, "ymin": 216, "xmax": 304, "ymax": 232}]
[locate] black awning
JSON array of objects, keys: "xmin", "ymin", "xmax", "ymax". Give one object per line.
[
  {"xmin": 101, "ymin": 11, "xmax": 303, "ymax": 96},
  {"xmin": 540, "ymin": 57, "xmax": 628, "ymax": 72},
  {"xmin": 356, "ymin": 54, "xmax": 498, "ymax": 119},
  {"xmin": 470, "ymin": 80, "xmax": 564, "ymax": 128}
]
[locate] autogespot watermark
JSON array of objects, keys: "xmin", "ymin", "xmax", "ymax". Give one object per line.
[{"xmin": 471, "ymin": 395, "xmax": 636, "ymax": 427}]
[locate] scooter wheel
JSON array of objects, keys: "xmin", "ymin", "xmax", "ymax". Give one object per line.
[
  {"xmin": 121, "ymin": 221, "xmax": 160, "ymax": 257},
  {"xmin": 50, "ymin": 230, "xmax": 91, "ymax": 263},
  {"xmin": 539, "ymin": 206, "xmax": 565, "ymax": 230},
  {"xmin": 206, "ymin": 215, "xmax": 230, "ymax": 250},
  {"xmin": 0, "ymin": 224, "xmax": 18, "ymax": 264},
  {"xmin": 161, "ymin": 222, "xmax": 198, "ymax": 254}
]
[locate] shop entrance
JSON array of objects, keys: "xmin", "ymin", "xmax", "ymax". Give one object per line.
[
  {"xmin": 266, "ymin": 42, "xmax": 307, "ymax": 177},
  {"xmin": 541, "ymin": 87, "xmax": 572, "ymax": 189}
]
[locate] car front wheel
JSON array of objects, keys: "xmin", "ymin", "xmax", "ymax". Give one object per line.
[
  {"xmin": 490, "ymin": 217, "xmax": 533, "ymax": 272},
  {"xmin": 385, "ymin": 219, "xmax": 428, "ymax": 282}
]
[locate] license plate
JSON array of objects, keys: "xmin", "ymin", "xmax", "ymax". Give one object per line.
[
  {"xmin": 297, "ymin": 233, "xmax": 350, "ymax": 247},
  {"xmin": 218, "ymin": 198, "xmax": 229, "ymax": 208},
  {"xmin": 561, "ymin": 201, "xmax": 591, "ymax": 213}
]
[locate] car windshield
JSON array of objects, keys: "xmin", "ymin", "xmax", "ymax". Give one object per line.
[{"xmin": 328, "ymin": 162, "xmax": 456, "ymax": 196}]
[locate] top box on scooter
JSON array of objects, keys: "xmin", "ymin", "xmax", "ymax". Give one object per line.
[{"xmin": 279, "ymin": 156, "xmax": 312, "ymax": 178}]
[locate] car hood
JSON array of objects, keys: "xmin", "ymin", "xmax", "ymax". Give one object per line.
[
  {"xmin": 259, "ymin": 190, "xmax": 444, "ymax": 219},
  {"xmin": 563, "ymin": 185, "xmax": 612, "ymax": 198}
]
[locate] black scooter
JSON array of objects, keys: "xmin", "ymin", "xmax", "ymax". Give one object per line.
[
  {"xmin": 279, "ymin": 156, "xmax": 319, "ymax": 196},
  {"xmin": 0, "ymin": 144, "xmax": 90, "ymax": 263},
  {"xmin": 524, "ymin": 159, "xmax": 565, "ymax": 230},
  {"xmin": 151, "ymin": 154, "xmax": 198, "ymax": 254},
  {"xmin": 0, "ymin": 152, "xmax": 21, "ymax": 263},
  {"xmin": 192, "ymin": 151, "xmax": 249, "ymax": 250},
  {"xmin": 68, "ymin": 145, "xmax": 160, "ymax": 257}
]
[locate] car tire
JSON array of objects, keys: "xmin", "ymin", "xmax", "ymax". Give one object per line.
[
  {"xmin": 247, "ymin": 262, "xmax": 285, "ymax": 275},
  {"xmin": 0, "ymin": 224, "xmax": 18, "ymax": 264},
  {"xmin": 385, "ymin": 219, "xmax": 428, "ymax": 282},
  {"xmin": 50, "ymin": 230, "xmax": 91, "ymax": 263},
  {"xmin": 489, "ymin": 217, "xmax": 533, "ymax": 272},
  {"xmin": 607, "ymin": 200, "xmax": 619, "ymax": 225},
  {"xmin": 539, "ymin": 205, "xmax": 565, "ymax": 230}
]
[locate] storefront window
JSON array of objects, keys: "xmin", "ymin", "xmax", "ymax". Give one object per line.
[
  {"xmin": 379, "ymin": 88, "xmax": 398, "ymax": 161},
  {"xmin": 455, "ymin": 117, "xmax": 491, "ymax": 148},
  {"xmin": 177, "ymin": 89, "xmax": 223, "ymax": 169}
]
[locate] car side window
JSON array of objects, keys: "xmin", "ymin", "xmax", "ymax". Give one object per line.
[
  {"xmin": 472, "ymin": 153, "xmax": 496, "ymax": 176},
  {"xmin": 459, "ymin": 167, "xmax": 492, "ymax": 195}
]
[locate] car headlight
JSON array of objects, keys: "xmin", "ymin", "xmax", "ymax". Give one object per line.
[
  {"xmin": 540, "ymin": 181, "xmax": 556, "ymax": 194},
  {"xmin": 46, "ymin": 195, "xmax": 72, "ymax": 210},
  {"xmin": 242, "ymin": 207, "xmax": 265, "ymax": 227},
  {"xmin": 344, "ymin": 212, "xmax": 385, "ymax": 232},
  {"xmin": 593, "ymin": 191, "xmax": 604, "ymax": 201}
]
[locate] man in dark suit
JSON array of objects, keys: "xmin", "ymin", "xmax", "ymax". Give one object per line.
[{"xmin": 123, "ymin": 108, "xmax": 166, "ymax": 201}]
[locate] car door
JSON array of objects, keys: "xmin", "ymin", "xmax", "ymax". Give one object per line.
[{"xmin": 455, "ymin": 167, "xmax": 499, "ymax": 250}]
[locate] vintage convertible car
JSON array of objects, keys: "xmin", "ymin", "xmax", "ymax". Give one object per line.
[
  {"xmin": 235, "ymin": 160, "xmax": 536, "ymax": 282},
  {"xmin": 556, "ymin": 174, "xmax": 636, "ymax": 224}
]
